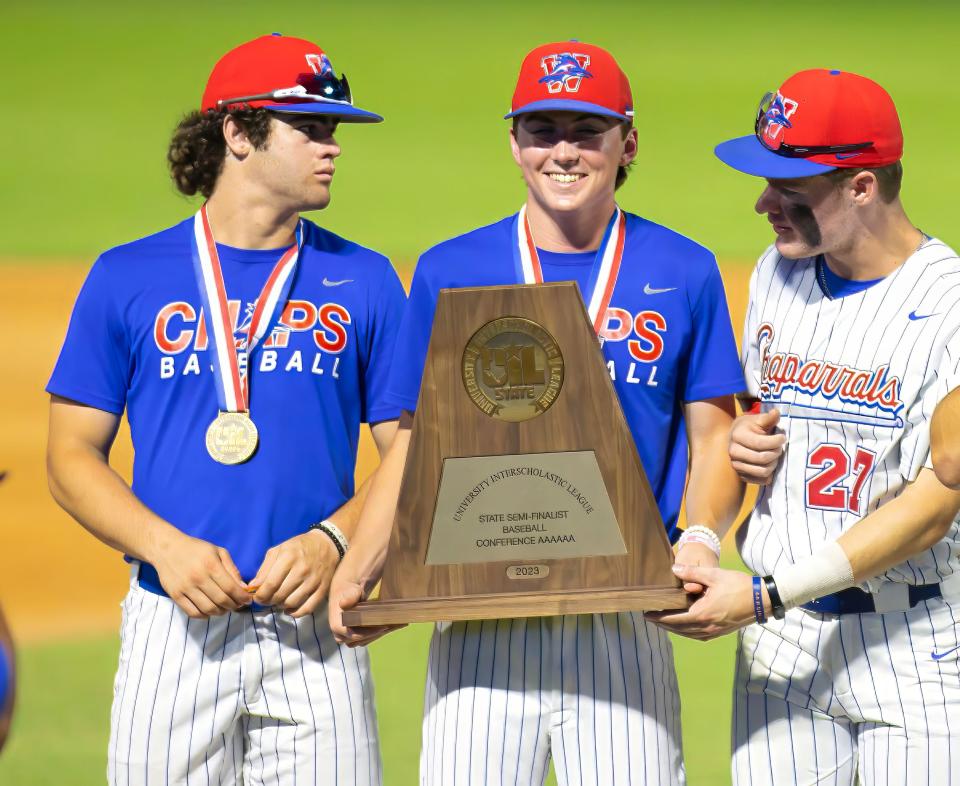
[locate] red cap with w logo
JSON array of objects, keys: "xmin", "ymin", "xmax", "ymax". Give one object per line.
[
  {"xmin": 200, "ymin": 33, "xmax": 382, "ymax": 122},
  {"xmin": 715, "ymin": 69, "xmax": 902, "ymax": 178},
  {"xmin": 505, "ymin": 41, "xmax": 634, "ymax": 122}
]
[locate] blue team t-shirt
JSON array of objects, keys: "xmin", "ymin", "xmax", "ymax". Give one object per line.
[
  {"xmin": 385, "ymin": 212, "xmax": 745, "ymax": 536},
  {"xmin": 536, "ymin": 248, "xmax": 595, "ymax": 298},
  {"xmin": 48, "ymin": 217, "xmax": 405, "ymax": 580}
]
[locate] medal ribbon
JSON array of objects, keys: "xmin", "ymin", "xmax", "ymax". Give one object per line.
[
  {"xmin": 191, "ymin": 204, "xmax": 304, "ymax": 412},
  {"xmin": 514, "ymin": 204, "xmax": 625, "ymax": 335}
]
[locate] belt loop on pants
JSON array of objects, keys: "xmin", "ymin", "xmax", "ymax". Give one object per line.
[{"xmin": 801, "ymin": 582, "xmax": 942, "ymax": 615}]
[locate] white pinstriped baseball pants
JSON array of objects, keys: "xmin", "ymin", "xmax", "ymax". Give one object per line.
[
  {"xmin": 107, "ymin": 580, "xmax": 381, "ymax": 786},
  {"xmin": 420, "ymin": 613, "xmax": 684, "ymax": 786},
  {"xmin": 733, "ymin": 592, "xmax": 960, "ymax": 786}
]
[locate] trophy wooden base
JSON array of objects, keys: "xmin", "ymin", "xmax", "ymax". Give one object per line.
[{"xmin": 342, "ymin": 586, "xmax": 690, "ymax": 626}]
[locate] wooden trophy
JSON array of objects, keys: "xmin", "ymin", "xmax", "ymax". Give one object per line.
[{"xmin": 342, "ymin": 282, "xmax": 687, "ymax": 625}]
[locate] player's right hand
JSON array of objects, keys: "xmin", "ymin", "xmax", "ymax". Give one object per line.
[
  {"xmin": 328, "ymin": 578, "xmax": 403, "ymax": 648},
  {"xmin": 148, "ymin": 530, "xmax": 252, "ymax": 619},
  {"xmin": 728, "ymin": 408, "xmax": 785, "ymax": 485}
]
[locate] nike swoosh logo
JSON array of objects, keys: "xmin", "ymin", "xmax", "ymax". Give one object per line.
[
  {"xmin": 644, "ymin": 284, "xmax": 677, "ymax": 295},
  {"xmin": 835, "ymin": 153, "xmax": 862, "ymax": 161},
  {"xmin": 908, "ymin": 310, "xmax": 936, "ymax": 321},
  {"xmin": 931, "ymin": 643, "xmax": 960, "ymax": 661},
  {"xmin": 323, "ymin": 277, "xmax": 353, "ymax": 287}
]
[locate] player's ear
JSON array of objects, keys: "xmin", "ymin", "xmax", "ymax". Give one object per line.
[
  {"xmin": 620, "ymin": 125, "xmax": 639, "ymax": 167},
  {"xmin": 848, "ymin": 170, "xmax": 880, "ymax": 206},
  {"xmin": 509, "ymin": 125, "xmax": 523, "ymax": 167},
  {"xmin": 222, "ymin": 114, "xmax": 255, "ymax": 160}
]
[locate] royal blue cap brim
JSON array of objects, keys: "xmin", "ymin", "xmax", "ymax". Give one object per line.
[
  {"xmin": 505, "ymin": 99, "xmax": 631, "ymax": 121},
  {"xmin": 714, "ymin": 134, "xmax": 836, "ymax": 178},
  {"xmin": 265, "ymin": 102, "xmax": 383, "ymax": 123}
]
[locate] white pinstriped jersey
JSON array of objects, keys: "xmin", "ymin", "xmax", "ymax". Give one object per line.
[{"xmin": 739, "ymin": 239, "xmax": 960, "ymax": 589}]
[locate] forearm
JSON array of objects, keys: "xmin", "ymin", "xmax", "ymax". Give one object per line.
[
  {"xmin": 323, "ymin": 475, "xmax": 374, "ymax": 541},
  {"xmin": 684, "ymin": 397, "xmax": 745, "ymax": 540},
  {"xmin": 324, "ymin": 418, "xmax": 401, "ymax": 542},
  {"xmin": 836, "ymin": 468, "xmax": 960, "ymax": 583},
  {"xmin": 336, "ymin": 426, "xmax": 411, "ymax": 589},
  {"xmin": 684, "ymin": 447, "xmax": 744, "ymax": 540},
  {"xmin": 769, "ymin": 469, "xmax": 960, "ymax": 610},
  {"xmin": 47, "ymin": 442, "xmax": 177, "ymax": 563}
]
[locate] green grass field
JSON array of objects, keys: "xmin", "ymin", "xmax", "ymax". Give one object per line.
[{"xmin": 0, "ymin": 622, "xmax": 737, "ymax": 785}]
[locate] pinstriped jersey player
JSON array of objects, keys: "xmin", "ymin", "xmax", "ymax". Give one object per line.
[
  {"xmin": 739, "ymin": 237, "xmax": 960, "ymax": 590},
  {"xmin": 653, "ymin": 69, "xmax": 960, "ymax": 786}
]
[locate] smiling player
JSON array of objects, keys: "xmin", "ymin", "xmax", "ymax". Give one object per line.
[{"xmin": 329, "ymin": 41, "xmax": 745, "ymax": 785}]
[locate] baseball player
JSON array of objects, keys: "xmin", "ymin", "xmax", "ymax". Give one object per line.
[
  {"xmin": 46, "ymin": 34, "xmax": 404, "ymax": 784},
  {"xmin": 330, "ymin": 41, "xmax": 746, "ymax": 785},
  {"xmin": 651, "ymin": 69, "xmax": 960, "ymax": 785}
]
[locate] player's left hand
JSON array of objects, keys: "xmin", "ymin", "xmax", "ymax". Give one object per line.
[
  {"xmin": 328, "ymin": 580, "xmax": 405, "ymax": 648},
  {"xmin": 673, "ymin": 542, "xmax": 719, "ymax": 594},
  {"xmin": 645, "ymin": 564, "xmax": 759, "ymax": 640},
  {"xmin": 249, "ymin": 530, "xmax": 341, "ymax": 617}
]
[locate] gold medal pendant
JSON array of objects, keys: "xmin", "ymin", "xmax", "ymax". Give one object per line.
[{"xmin": 205, "ymin": 411, "xmax": 259, "ymax": 465}]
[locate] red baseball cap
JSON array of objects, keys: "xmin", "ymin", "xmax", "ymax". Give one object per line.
[
  {"xmin": 200, "ymin": 33, "xmax": 382, "ymax": 123},
  {"xmin": 715, "ymin": 69, "xmax": 903, "ymax": 178},
  {"xmin": 505, "ymin": 41, "xmax": 633, "ymax": 122}
]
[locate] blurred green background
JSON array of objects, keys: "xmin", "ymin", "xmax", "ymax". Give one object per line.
[
  {"xmin": 2, "ymin": 0, "xmax": 958, "ymax": 783},
  {"xmin": 2, "ymin": 0, "xmax": 958, "ymax": 265}
]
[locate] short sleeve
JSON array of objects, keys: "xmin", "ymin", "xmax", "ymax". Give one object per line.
[
  {"xmin": 46, "ymin": 256, "xmax": 130, "ymax": 414},
  {"xmin": 383, "ymin": 254, "xmax": 439, "ymax": 412},
  {"xmin": 681, "ymin": 258, "xmax": 746, "ymax": 402},
  {"xmin": 905, "ymin": 328, "xmax": 960, "ymax": 477},
  {"xmin": 359, "ymin": 262, "xmax": 407, "ymax": 424}
]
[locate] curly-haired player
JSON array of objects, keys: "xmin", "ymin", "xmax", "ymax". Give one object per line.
[{"xmin": 46, "ymin": 34, "xmax": 404, "ymax": 783}]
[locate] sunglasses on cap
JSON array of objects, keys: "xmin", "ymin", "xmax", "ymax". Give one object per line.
[
  {"xmin": 755, "ymin": 91, "xmax": 872, "ymax": 158},
  {"xmin": 217, "ymin": 72, "xmax": 352, "ymax": 109}
]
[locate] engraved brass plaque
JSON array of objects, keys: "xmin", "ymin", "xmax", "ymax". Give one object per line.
[
  {"xmin": 506, "ymin": 565, "xmax": 550, "ymax": 580},
  {"xmin": 425, "ymin": 450, "xmax": 626, "ymax": 565},
  {"xmin": 461, "ymin": 316, "xmax": 563, "ymax": 422}
]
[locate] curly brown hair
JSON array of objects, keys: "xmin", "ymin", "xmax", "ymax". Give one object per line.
[{"xmin": 167, "ymin": 108, "xmax": 273, "ymax": 198}]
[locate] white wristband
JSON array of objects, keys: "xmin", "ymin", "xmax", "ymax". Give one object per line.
[
  {"xmin": 677, "ymin": 525, "xmax": 721, "ymax": 559},
  {"xmin": 772, "ymin": 541, "xmax": 854, "ymax": 610}
]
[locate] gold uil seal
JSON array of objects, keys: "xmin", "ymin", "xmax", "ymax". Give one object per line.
[{"xmin": 461, "ymin": 317, "xmax": 564, "ymax": 422}]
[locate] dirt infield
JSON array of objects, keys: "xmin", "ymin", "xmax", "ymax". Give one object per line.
[{"xmin": 0, "ymin": 262, "xmax": 753, "ymax": 643}]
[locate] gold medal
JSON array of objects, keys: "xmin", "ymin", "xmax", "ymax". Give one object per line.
[{"xmin": 205, "ymin": 411, "xmax": 259, "ymax": 465}]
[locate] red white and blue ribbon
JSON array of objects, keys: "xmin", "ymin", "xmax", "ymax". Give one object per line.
[
  {"xmin": 514, "ymin": 204, "xmax": 626, "ymax": 335},
  {"xmin": 191, "ymin": 204, "xmax": 304, "ymax": 412}
]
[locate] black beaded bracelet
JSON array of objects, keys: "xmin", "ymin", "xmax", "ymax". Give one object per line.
[
  {"xmin": 763, "ymin": 575, "xmax": 786, "ymax": 620},
  {"xmin": 309, "ymin": 521, "xmax": 347, "ymax": 560}
]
